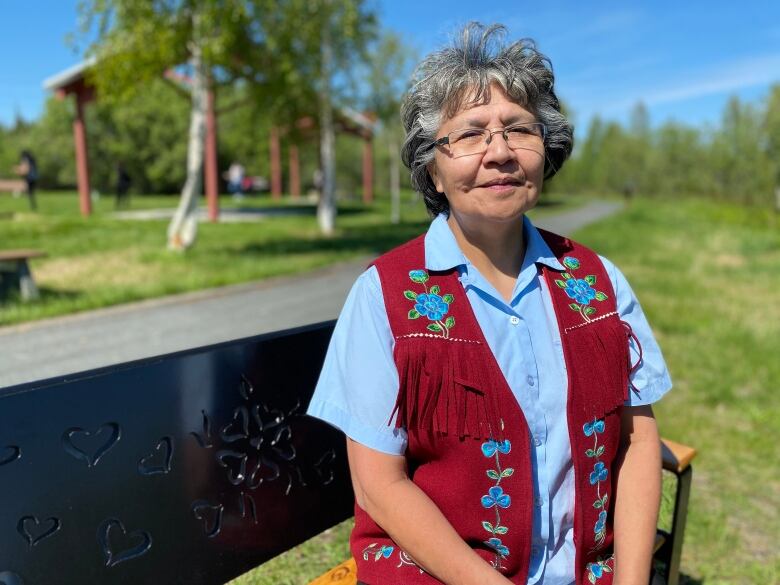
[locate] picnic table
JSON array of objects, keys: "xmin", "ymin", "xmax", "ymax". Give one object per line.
[{"xmin": 0, "ymin": 249, "xmax": 46, "ymax": 301}]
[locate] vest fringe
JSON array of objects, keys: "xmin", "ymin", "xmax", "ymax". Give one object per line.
[
  {"xmin": 390, "ymin": 337, "xmax": 504, "ymax": 441},
  {"xmin": 566, "ymin": 318, "xmax": 630, "ymax": 420}
]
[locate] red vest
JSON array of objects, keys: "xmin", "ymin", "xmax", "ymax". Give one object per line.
[{"xmin": 351, "ymin": 230, "xmax": 633, "ymax": 585}]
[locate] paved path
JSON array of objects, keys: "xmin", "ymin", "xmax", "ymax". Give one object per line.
[{"xmin": 0, "ymin": 200, "xmax": 620, "ymax": 388}]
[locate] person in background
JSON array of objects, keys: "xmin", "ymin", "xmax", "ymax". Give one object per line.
[
  {"xmin": 225, "ymin": 161, "xmax": 246, "ymax": 201},
  {"xmin": 15, "ymin": 150, "xmax": 38, "ymax": 211},
  {"xmin": 115, "ymin": 162, "xmax": 132, "ymax": 209},
  {"xmin": 307, "ymin": 22, "xmax": 671, "ymax": 585}
]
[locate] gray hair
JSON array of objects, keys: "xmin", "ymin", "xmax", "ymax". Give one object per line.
[{"xmin": 400, "ymin": 22, "xmax": 574, "ymax": 216}]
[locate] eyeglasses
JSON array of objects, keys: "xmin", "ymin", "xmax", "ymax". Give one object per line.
[{"xmin": 433, "ymin": 123, "xmax": 547, "ymax": 157}]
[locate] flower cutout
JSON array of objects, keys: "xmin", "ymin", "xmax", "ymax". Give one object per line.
[
  {"xmin": 583, "ymin": 419, "xmax": 605, "ymax": 437},
  {"xmin": 485, "ymin": 537, "xmax": 510, "ymax": 557},
  {"xmin": 563, "ymin": 256, "xmax": 581, "ymax": 270},
  {"xmin": 594, "ymin": 510, "xmax": 607, "ymax": 533},
  {"xmin": 481, "ymin": 439, "xmax": 511, "ymax": 457},
  {"xmin": 564, "ymin": 278, "xmax": 597, "ymax": 305},
  {"xmin": 414, "ymin": 293, "xmax": 449, "ymax": 321},
  {"xmin": 481, "ymin": 485, "xmax": 511, "ymax": 509},
  {"xmin": 589, "ymin": 461, "xmax": 608, "ymax": 485}
]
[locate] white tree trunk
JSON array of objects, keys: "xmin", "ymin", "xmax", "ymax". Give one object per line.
[
  {"xmin": 317, "ymin": 2, "xmax": 336, "ymax": 235},
  {"xmin": 389, "ymin": 133, "xmax": 401, "ymax": 224},
  {"xmin": 167, "ymin": 35, "xmax": 207, "ymax": 250}
]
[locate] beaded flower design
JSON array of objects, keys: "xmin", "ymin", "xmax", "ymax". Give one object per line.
[
  {"xmin": 554, "ymin": 257, "xmax": 609, "ymax": 324},
  {"xmin": 480, "ymin": 438, "xmax": 514, "ymax": 569},
  {"xmin": 584, "ymin": 417, "xmax": 609, "ymax": 550},
  {"xmin": 586, "ymin": 554, "xmax": 614, "ymax": 583},
  {"xmin": 404, "ymin": 269, "xmax": 455, "ymax": 338}
]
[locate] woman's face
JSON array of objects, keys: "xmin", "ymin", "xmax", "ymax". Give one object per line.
[{"xmin": 429, "ymin": 84, "xmax": 545, "ymax": 227}]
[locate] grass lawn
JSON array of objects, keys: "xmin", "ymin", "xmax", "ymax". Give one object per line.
[
  {"xmin": 0, "ymin": 190, "xmax": 579, "ymax": 326},
  {"xmin": 231, "ymin": 197, "xmax": 779, "ymax": 585}
]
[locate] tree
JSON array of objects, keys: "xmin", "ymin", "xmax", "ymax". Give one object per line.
[
  {"xmin": 363, "ymin": 30, "xmax": 415, "ymax": 223},
  {"xmin": 77, "ymin": 0, "xmax": 376, "ymax": 247}
]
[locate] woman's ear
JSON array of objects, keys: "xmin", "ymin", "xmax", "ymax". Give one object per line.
[{"xmin": 427, "ymin": 162, "xmax": 444, "ymax": 194}]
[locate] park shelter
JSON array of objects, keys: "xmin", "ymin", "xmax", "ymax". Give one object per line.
[{"xmin": 43, "ymin": 60, "xmax": 377, "ymax": 219}]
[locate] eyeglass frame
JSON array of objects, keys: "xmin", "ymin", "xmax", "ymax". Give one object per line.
[{"xmin": 432, "ymin": 122, "xmax": 548, "ymax": 154}]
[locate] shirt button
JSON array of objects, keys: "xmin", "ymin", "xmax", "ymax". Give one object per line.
[
  {"xmin": 534, "ymin": 497, "xmax": 543, "ymax": 507},
  {"xmin": 527, "ymin": 375, "xmax": 535, "ymax": 386},
  {"xmin": 509, "ymin": 315, "xmax": 520, "ymax": 325},
  {"xmin": 533, "ymin": 437, "xmax": 542, "ymax": 447}
]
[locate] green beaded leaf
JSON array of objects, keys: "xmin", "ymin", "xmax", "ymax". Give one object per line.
[
  {"xmin": 482, "ymin": 521, "xmax": 494, "ymax": 533},
  {"xmin": 494, "ymin": 525, "xmax": 509, "ymax": 535},
  {"xmin": 586, "ymin": 448, "xmax": 596, "ymax": 458},
  {"xmin": 501, "ymin": 468, "xmax": 514, "ymax": 477},
  {"xmin": 442, "ymin": 293, "xmax": 454, "ymax": 304},
  {"xmin": 584, "ymin": 306, "xmax": 597, "ymax": 316},
  {"xmin": 562, "ymin": 272, "xmax": 573, "ymax": 280},
  {"xmin": 375, "ymin": 551, "xmax": 383, "ymax": 561},
  {"xmin": 569, "ymin": 303, "xmax": 581, "ymax": 311},
  {"xmin": 595, "ymin": 291, "xmax": 608, "ymax": 301},
  {"xmin": 593, "ymin": 499, "xmax": 604, "ymax": 509},
  {"xmin": 445, "ymin": 316, "xmax": 455, "ymax": 329},
  {"xmin": 427, "ymin": 323, "xmax": 442, "ymax": 332},
  {"xmin": 404, "ymin": 290, "xmax": 417, "ymax": 300},
  {"xmin": 430, "ymin": 284, "xmax": 440, "ymax": 295},
  {"xmin": 408, "ymin": 309, "xmax": 420, "ymax": 319},
  {"xmin": 487, "ymin": 469, "xmax": 500, "ymax": 480},
  {"xmin": 585, "ymin": 274, "xmax": 596, "ymax": 285},
  {"xmin": 596, "ymin": 445, "xmax": 605, "ymax": 456},
  {"xmin": 555, "ymin": 279, "xmax": 568, "ymax": 288},
  {"xmin": 588, "ymin": 572, "xmax": 597, "ymax": 584}
]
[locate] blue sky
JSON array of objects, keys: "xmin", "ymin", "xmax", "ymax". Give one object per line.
[{"xmin": 1, "ymin": 1, "xmax": 778, "ymax": 132}]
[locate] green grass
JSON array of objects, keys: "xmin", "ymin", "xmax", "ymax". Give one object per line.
[
  {"xmin": 0, "ymin": 190, "xmax": 580, "ymax": 326},
  {"xmin": 232, "ymin": 197, "xmax": 779, "ymax": 585}
]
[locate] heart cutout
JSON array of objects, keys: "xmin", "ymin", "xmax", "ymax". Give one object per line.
[
  {"xmin": 17, "ymin": 515, "xmax": 61, "ymax": 547},
  {"xmin": 220, "ymin": 406, "xmax": 249, "ymax": 443},
  {"xmin": 192, "ymin": 501, "xmax": 223, "ymax": 538},
  {"xmin": 138, "ymin": 437, "xmax": 173, "ymax": 476},
  {"xmin": 97, "ymin": 518, "xmax": 152, "ymax": 568},
  {"xmin": 62, "ymin": 423, "xmax": 120, "ymax": 467},
  {"xmin": 0, "ymin": 445, "xmax": 21, "ymax": 467},
  {"xmin": 0, "ymin": 571, "xmax": 25, "ymax": 585},
  {"xmin": 239, "ymin": 374, "xmax": 254, "ymax": 400},
  {"xmin": 216, "ymin": 449, "xmax": 247, "ymax": 485},
  {"xmin": 190, "ymin": 410, "xmax": 214, "ymax": 449}
]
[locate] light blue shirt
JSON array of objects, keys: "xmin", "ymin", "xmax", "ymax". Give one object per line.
[{"xmin": 307, "ymin": 214, "xmax": 672, "ymax": 585}]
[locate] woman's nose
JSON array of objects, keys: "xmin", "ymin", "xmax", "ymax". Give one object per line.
[{"xmin": 482, "ymin": 131, "xmax": 514, "ymax": 164}]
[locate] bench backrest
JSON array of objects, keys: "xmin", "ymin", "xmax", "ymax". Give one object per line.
[{"xmin": 0, "ymin": 321, "xmax": 353, "ymax": 584}]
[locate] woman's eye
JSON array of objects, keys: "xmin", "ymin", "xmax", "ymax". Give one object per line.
[{"xmin": 455, "ymin": 130, "xmax": 484, "ymax": 141}]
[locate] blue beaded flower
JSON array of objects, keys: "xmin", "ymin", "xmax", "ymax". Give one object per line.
[
  {"xmin": 589, "ymin": 462, "xmax": 608, "ymax": 485},
  {"xmin": 481, "ymin": 486, "xmax": 511, "ymax": 509}
]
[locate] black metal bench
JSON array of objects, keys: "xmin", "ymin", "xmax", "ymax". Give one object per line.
[{"xmin": 0, "ymin": 321, "xmax": 694, "ymax": 585}]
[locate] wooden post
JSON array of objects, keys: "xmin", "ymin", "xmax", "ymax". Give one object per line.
[
  {"xmin": 73, "ymin": 93, "xmax": 92, "ymax": 217},
  {"xmin": 270, "ymin": 127, "xmax": 282, "ymax": 200},
  {"xmin": 362, "ymin": 138, "xmax": 373, "ymax": 204},
  {"xmin": 204, "ymin": 88, "xmax": 219, "ymax": 222},
  {"xmin": 289, "ymin": 145, "xmax": 300, "ymax": 199}
]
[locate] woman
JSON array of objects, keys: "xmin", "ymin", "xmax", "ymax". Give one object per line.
[{"xmin": 307, "ymin": 23, "xmax": 671, "ymax": 585}]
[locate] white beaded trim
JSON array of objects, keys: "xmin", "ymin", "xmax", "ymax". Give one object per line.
[
  {"xmin": 563, "ymin": 311, "xmax": 619, "ymax": 334},
  {"xmin": 395, "ymin": 333, "xmax": 482, "ymax": 344}
]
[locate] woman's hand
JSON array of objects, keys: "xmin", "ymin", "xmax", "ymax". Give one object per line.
[
  {"xmin": 347, "ymin": 438, "xmax": 513, "ymax": 585},
  {"xmin": 612, "ymin": 405, "xmax": 662, "ymax": 585}
]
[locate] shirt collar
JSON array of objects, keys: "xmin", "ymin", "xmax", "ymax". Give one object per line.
[{"xmin": 423, "ymin": 213, "xmax": 565, "ymax": 273}]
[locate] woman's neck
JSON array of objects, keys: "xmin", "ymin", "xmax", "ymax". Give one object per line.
[{"xmin": 446, "ymin": 212, "xmax": 526, "ymax": 285}]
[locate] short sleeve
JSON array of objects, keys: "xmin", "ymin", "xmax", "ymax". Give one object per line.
[
  {"xmin": 306, "ymin": 266, "xmax": 408, "ymax": 455},
  {"xmin": 600, "ymin": 255, "xmax": 673, "ymax": 406}
]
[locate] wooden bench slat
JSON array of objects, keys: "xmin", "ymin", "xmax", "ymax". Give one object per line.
[
  {"xmin": 308, "ymin": 557, "xmax": 357, "ymax": 585},
  {"xmin": 661, "ymin": 438, "xmax": 697, "ymax": 474},
  {"xmin": 0, "ymin": 249, "xmax": 47, "ymax": 261}
]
